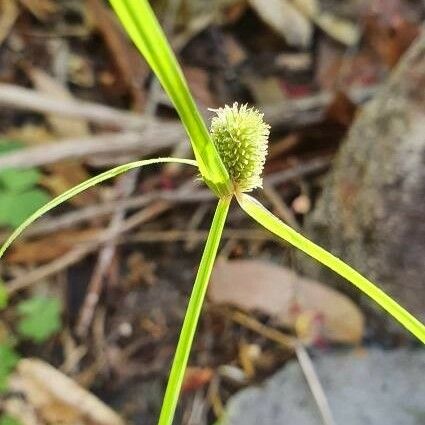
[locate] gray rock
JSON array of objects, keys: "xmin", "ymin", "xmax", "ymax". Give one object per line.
[{"xmin": 224, "ymin": 349, "xmax": 425, "ymax": 425}]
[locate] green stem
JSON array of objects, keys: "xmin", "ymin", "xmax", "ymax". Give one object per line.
[
  {"xmin": 237, "ymin": 193, "xmax": 425, "ymax": 343},
  {"xmin": 108, "ymin": 0, "xmax": 231, "ymax": 197},
  {"xmin": 158, "ymin": 196, "xmax": 231, "ymax": 425}
]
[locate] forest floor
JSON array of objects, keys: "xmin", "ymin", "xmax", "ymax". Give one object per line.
[{"xmin": 0, "ymin": 1, "xmax": 423, "ymax": 424}]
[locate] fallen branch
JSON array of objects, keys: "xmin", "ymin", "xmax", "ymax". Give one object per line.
[
  {"xmin": 0, "ymin": 129, "xmax": 184, "ymax": 170},
  {"xmin": 0, "ymin": 83, "xmax": 377, "ymax": 133},
  {"xmin": 0, "ymin": 83, "xmax": 145, "ymax": 129}
]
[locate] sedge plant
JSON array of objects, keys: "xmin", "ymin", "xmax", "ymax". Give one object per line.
[{"xmin": 0, "ymin": 0, "xmax": 424, "ymax": 424}]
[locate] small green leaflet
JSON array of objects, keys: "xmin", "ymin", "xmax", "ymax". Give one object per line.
[
  {"xmin": 0, "ymin": 168, "xmax": 41, "ymax": 193},
  {"xmin": 0, "ymin": 190, "xmax": 50, "ymax": 228},
  {"xmin": 0, "ymin": 344, "xmax": 19, "ymax": 392},
  {"xmin": 0, "ymin": 139, "xmax": 50, "ymax": 228},
  {"xmin": 0, "ymin": 141, "xmax": 40, "ymax": 191},
  {"xmin": 17, "ymin": 296, "xmax": 61, "ymax": 343}
]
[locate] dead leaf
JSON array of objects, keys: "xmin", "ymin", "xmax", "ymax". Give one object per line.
[
  {"xmin": 9, "ymin": 358, "xmax": 125, "ymax": 425},
  {"xmin": 209, "ymin": 259, "xmax": 364, "ymax": 344},
  {"xmin": 248, "ymin": 0, "xmax": 313, "ymax": 48}
]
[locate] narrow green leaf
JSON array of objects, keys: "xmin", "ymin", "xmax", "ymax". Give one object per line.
[
  {"xmin": 158, "ymin": 196, "xmax": 231, "ymax": 425},
  {"xmin": 237, "ymin": 193, "xmax": 425, "ymax": 343},
  {"xmin": 108, "ymin": 0, "xmax": 232, "ymax": 197},
  {"xmin": 0, "ymin": 158, "xmax": 197, "ymax": 260}
]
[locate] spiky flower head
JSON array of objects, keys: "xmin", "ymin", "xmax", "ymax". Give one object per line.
[{"xmin": 210, "ymin": 103, "xmax": 270, "ymax": 193}]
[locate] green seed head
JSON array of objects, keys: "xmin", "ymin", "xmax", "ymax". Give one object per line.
[{"xmin": 210, "ymin": 103, "xmax": 270, "ymax": 193}]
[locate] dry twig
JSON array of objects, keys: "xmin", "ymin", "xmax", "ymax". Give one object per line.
[
  {"xmin": 295, "ymin": 343, "xmax": 337, "ymax": 425},
  {"xmin": 0, "ymin": 83, "xmax": 377, "ymax": 133},
  {"xmin": 225, "ymin": 308, "xmax": 295, "ymax": 349},
  {"xmin": 0, "ymin": 129, "xmax": 184, "ymax": 170},
  {"xmin": 0, "ymin": 83, "xmax": 146, "ymax": 129}
]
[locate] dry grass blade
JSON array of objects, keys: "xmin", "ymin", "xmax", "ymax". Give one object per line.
[{"xmin": 295, "ymin": 343, "xmax": 337, "ymax": 425}]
